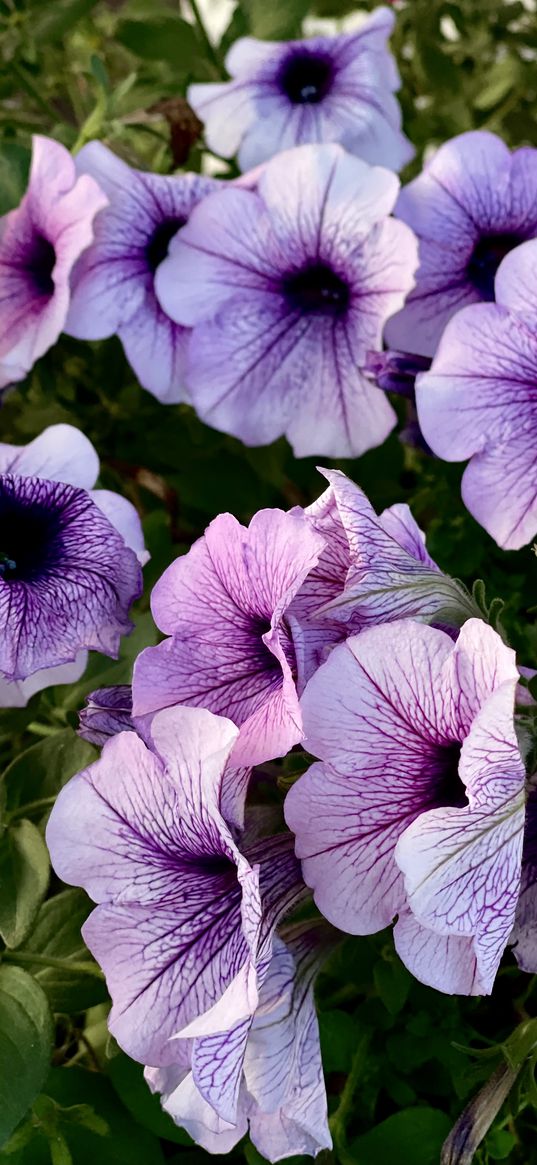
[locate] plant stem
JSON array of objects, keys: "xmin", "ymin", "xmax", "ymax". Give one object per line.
[
  {"xmin": 8, "ymin": 796, "xmax": 57, "ymax": 821},
  {"xmin": 2, "ymin": 951, "xmax": 105, "ymax": 979},
  {"xmin": 27, "ymin": 721, "xmax": 60, "ymax": 737},
  {"xmin": 188, "ymin": 0, "xmax": 223, "ymax": 74},
  {"xmin": 329, "ymin": 1033, "xmax": 370, "ymax": 1164}
]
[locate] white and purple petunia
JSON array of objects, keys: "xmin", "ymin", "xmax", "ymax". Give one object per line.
[
  {"xmin": 155, "ymin": 143, "xmax": 418, "ymax": 457},
  {"xmin": 65, "ymin": 142, "xmax": 220, "ymax": 403},
  {"xmin": 415, "ymin": 239, "xmax": 537, "ymax": 550},
  {"xmin": 0, "ymin": 135, "xmax": 106, "ymax": 388},
  {"xmin": 386, "ymin": 130, "xmax": 537, "ymax": 357},
  {"xmin": 132, "ymin": 507, "xmax": 326, "ymax": 766},
  {"xmin": 285, "ymin": 618, "xmax": 526, "ymax": 995},
  {"xmin": 188, "ymin": 7, "xmax": 413, "ymax": 173},
  {"xmin": 46, "ymin": 705, "xmax": 305, "ymax": 1071},
  {"xmin": 300, "ymin": 468, "xmax": 477, "ymax": 641},
  {"xmin": 145, "ymin": 921, "xmax": 334, "ymax": 1161},
  {"xmin": 0, "ymin": 424, "xmax": 146, "ymax": 703}
]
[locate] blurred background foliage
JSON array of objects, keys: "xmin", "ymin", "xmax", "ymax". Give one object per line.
[{"xmin": 1, "ymin": 0, "xmax": 537, "ymax": 1162}]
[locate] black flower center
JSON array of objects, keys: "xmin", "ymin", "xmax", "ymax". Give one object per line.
[
  {"xmin": 145, "ymin": 217, "xmax": 186, "ymax": 273},
  {"xmin": 0, "ymin": 483, "xmax": 59, "ymax": 582},
  {"xmin": 435, "ymin": 743, "xmax": 468, "ymax": 808},
  {"xmin": 278, "ymin": 51, "xmax": 334, "ymax": 104},
  {"xmin": 23, "ymin": 233, "xmax": 56, "ymax": 297},
  {"xmin": 467, "ymin": 232, "xmax": 523, "ymax": 301},
  {"xmin": 282, "ymin": 262, "xmax": 350, "ymax": 316}
]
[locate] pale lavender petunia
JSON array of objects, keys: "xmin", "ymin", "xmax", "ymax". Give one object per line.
[
  {"xmin": 65, "ymin": 142, "xmax": 220, "ymax": 403},
  {"xmin": 415, "ymin": 239, "xmax": 537, "ymax": 550},
  {"xmin": 0, "ymin": 135, "xmax": 106, "ymax": 388},
  {"xmin": 78, "ymin": 684, "xmax": 134, "ymax": 746},
  {"xmin": 47, "ymin": 705, "xmax": 304, "ymax": 1067},
  {"xmin": 302, "ymin": 468, "xmax": 477, "ymax": 637},
  {"xmin": 285, "ymin": 619, "xmax": 526, "ymax": 994},
  {"xmin": 132, "ymin": 507, "xmax": 325, "ymax": 766},
  {"xmin": 155, "ymin": 144, "xmax": 418, "ymax": 458},
  {"xmin": 386, "ymin": 131, "xmax": 537, "ymax": 357},
  {"xmin": 0, "ymin": 424, "xmax": 146, "ymax": 696},
  {"xmin": 145, "ymin": 921, "xmax": 335, "ymax": 1161},
  {"xmin": 188, "ymin": 8, "xmax": 413, "ymax": 173}
]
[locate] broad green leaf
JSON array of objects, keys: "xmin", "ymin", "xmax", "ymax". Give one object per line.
[
  {"xmin": 30, "ymin": 0, "xmax": 101, "ymax": 39},
  {"xmin": 0, "ymin": 145, "xmax": 31, "ymax": 216},
  {"xmin": 374, "ymin": 956, "xmax": 412, "ymax": 1016},
  {"xmin": 240, "ymin": 0, "xmax": 310, "ymax": 38},
  {"xmin": 43, "ymin": 1069, "xmax": 166, "ymax": 1164},
  {"xmin": 1, "ymin": 730, "xmax": 96, "ymax": 816},
  {"xmin": 319, "ymin": 1010, "xmax": 362, "ymax": 1074},
  {"xmin": 16, "ymin": 889, "xmax": 107, "ymax": 1012},
  {"xmin": 0, "ymin": 821, "xmax": 49, "ymax": 948},
  {"xmin": 350, "ymin": 1107, "xmax": 452, "ymax": 1165},
  {"xmin": 0, "ymin": 966, "xmax": 53, "ymax": 1147},
  {"xmin": 117, "ymin": 18, "xmax": 202, "ymax": 68},
  {"xmin": 108, "ymin": 1053, "xmax": 191, "ymax": 1145}
]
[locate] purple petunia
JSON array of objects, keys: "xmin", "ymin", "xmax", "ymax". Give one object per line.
[
  {"xmin": 285, "ymin": 619, "xmax": 526, "ymax": 995},
  {"xmin": 146, "ymin": 921, "xmax": 334, "ymax": 1161},
  {"xmin": 65, "ymin": 142, "xmax": 220, "ymax": 403},
  {"xmin": 47, "ymin": 705, "xmax": 305, "ymax": 1076},
  {"xmin": 132, "ymin": 507, "xmax": 326, "ymax": 766},
  {"xmin": 386, "ymin": 130, "xmax": 537, "ymax": 357},
  {"xmin": 0, "ymin": 135, "xmax": 106, "ymax": 388},
  {"xmin": 415, "ymin": 240, "xmax": 537, "ymax": 550},
  {"xmin": 0, "ymin": 424, "xmax": 146, "ymax": 702},
  {"xmin": 155, "ymin": 143, "xmax": 418, "ymax": 457},
  {"xmin": 188, "ymin": 7, "xmax": 413, "ymax": 173}
]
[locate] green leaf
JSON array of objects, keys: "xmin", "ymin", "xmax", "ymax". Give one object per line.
[
  {"xmin": 108, "ymin": 1053, "xmax": 191, "ymax": 1145},
  {"xmin": 43, "ymin": 1068, "xmax": 166, "ymax": 1164},
  {"xmin": 0, "ymin": 966, "xmax": 53, "ymax": 1147},
  {"xmin": 350, "ymin": 1107, "xmax": 451, "ymax": 1165},
  {"xmin": 319, "ymin": 1010, "xmax": 362, "ymax": 1074},
  {"xmin": 0, "ymin": 145, "xmax": 31, "ymax": 216},
  {"xmin": 30, "ymin": 0, "xmax": 101, "ymax": 39},
  {"xmin": 240, "ymin": 0, "xmax": 310, "ymax": 38},
  {"xmin": 15, "ymin": 889, "xmax": 107, "ymax": 1012},
  {"xmin": 474, "ymin": 57, "xmax": 520, "ymax": 111},
  {"xmin": 374, "ymin": 956, "xmax": 412, "ymax": 1016},
  {"xmin": 0, "ymin": 821, "xmax": 49, "ymax": 948},
  {"xmin": 1, "ymin": 730, "xmax": 96, "ymax": 817},
  {"xmin": 117, "ymin": 18, "xmax": 202, "ymax": 68}
]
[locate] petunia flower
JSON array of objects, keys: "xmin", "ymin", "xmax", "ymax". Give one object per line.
[
  {"xmin": 188, "ymin": 7, "xmax": 413, "ymax": 173},
  {"xmin": 285, "ymin": 619, "xmax": 526, "ymax": 995},
  {"xmin": 65, "ymin": 142, "xmax": 220, "ymax": 404},
  {"xmin": 0, "ymin": 135, "xmax": 106, "ymax": 388},
  {"xmin": 415, "ymin": 240, "xmax": 537, "ymax": 550},
  {"xmin": 302, "ymin": 468, "xmax": 478, "ymax": 635},
  {"xmin": 46, "ymin": 705, "xmax": 305, "ymax": 1067},
  {"xmin": 155, "ymin": 143, "xmax": 418, "ymax": 458},
  {"xmin": 0, "ymin": 424, "xmax": 146, "ymax": 702},
  {"xmin": 145, "ymin": 921, "xmax": 335, "ymax": 1161},
  {"xmin": 77, "ymin": 684, "xmax": 134, "ymax": 746},
  {"xmin": 385, "ymin": 131, "xmax": 537, "ymax": 357},
  {"xmin": 132, "ymin": 507, "xmax": 326, "ymax": 766}
]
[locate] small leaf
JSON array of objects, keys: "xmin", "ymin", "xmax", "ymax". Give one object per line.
[
  {"xmin": 352, "ymin": 1107, "xmax": 451, "ymax": 1165},
  {"xmin": 0, "ymin": 966, "xmax": 53, "ymax": 1147},
  {"xmin": 374, "ymin": 957, "xmax": 412, "ymax": 1016},
  {"xmin": 117, "ymin": 18, "xmax": 202, "ymax": 68},
  {"xmin": 16, "ymin": 889, "xmax": 107, "ymax": 1012},
  {"xmin": 0, "ymin": 820, "xmax": 49, "ymax": 948},
  {"xmin": 240, "ymin": 0, "xmax": 310, "ymax": 38},
  {"xmin": 1, "ymin": 729, "xmax": 96, "ymax": 817}
]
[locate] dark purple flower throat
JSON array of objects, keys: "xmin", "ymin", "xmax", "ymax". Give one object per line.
[
  {"xmin": 278, "ymin": 51, "xmax": 334, "ymax": 105},
  {"xmin": 282, "ymin": 262, "xmax": 350, "ymax": 316},
  {"xmin": 467, "ymin": 232, "xmax": 524, "ymax": 301},
  {"xmin": 146, "ymin": 217, "xmax": 186, "ymax": 273}
]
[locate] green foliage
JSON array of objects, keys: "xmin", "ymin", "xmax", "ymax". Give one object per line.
[{"xmin": 1, "ymin": 0, "xmax": 537, "ymax": 1162}]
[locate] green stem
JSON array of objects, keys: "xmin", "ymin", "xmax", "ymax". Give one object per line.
[
  {"xmin": 329, "ymin": 1034, "xmax": 369, "ymax": 1163},
  {"xmin": 2, "ymin": 951, "xmax": 105, "ymax": 979},
  {"xmin": 8, "ymin": 796, "xmax": 58, "ymax": 822},
  {"xmin": 188, "ymin": 0, "xmax": 223, "ymax": 74},
  {"xmin": 27, "ymin": 722, "xmax": 60, "ymax": 737}
]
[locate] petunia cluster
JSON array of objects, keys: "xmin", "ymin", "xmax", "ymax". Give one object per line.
[{"xmin": 46, "ymin": 461, "xmax": 537, "ymax": 1159}]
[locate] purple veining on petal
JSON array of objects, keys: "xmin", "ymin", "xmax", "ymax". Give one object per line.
[
  {"xmin": 285, "ymin": 618, "xmax": 525, "ymax": 994},
  {"xmin": 155, "ymin": 143, "xmax": 418, "ymax": 458},
  {"xmin": 0, "ymin": 473, "xmax": 142, "ymax": 682},
  {"xmin": 188, "ymin": 9, "xmax": 413, "ymax": 173},
  {"xmin": 0, "ymin": 135, "xmax": 106, "ymax": 388}
]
